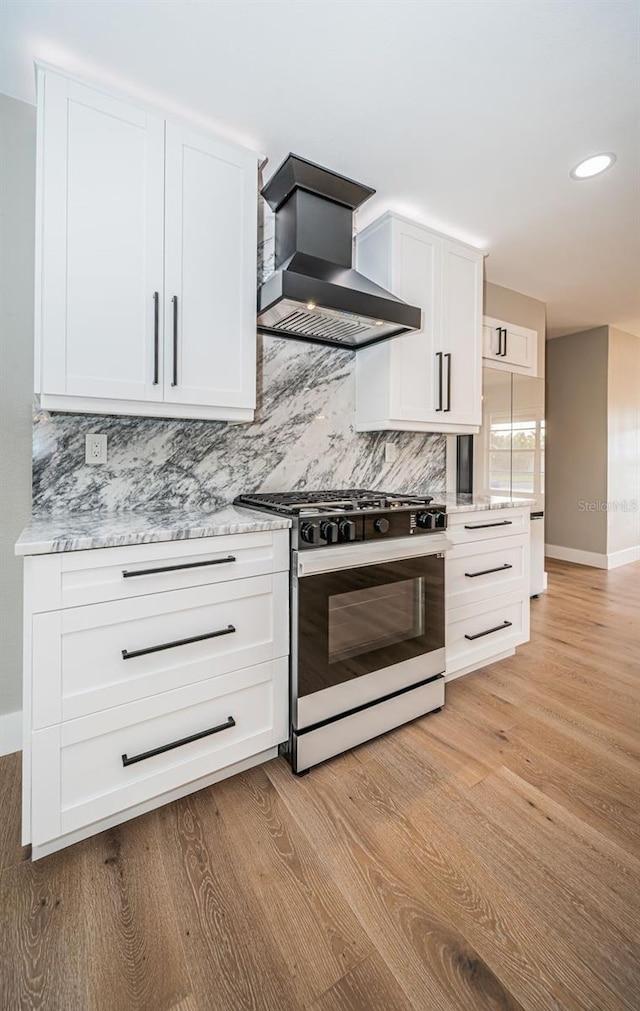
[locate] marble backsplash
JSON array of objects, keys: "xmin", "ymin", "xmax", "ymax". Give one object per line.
[{"xmin": 32, "ymin": 202, "xmax": 446, "ymax": 514}]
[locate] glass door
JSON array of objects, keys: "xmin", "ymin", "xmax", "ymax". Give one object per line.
[{"xmin": 296, "ymin": 553, "xmax": 444, "ymax": 703}]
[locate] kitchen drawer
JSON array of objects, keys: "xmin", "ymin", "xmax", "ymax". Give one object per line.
[
  {"xmin": 446, "ymin": 535, "xmax": 529, "ymax": 609},
  {"xmin": 30, "ymin": 657, "xmax": 288, "ymax": 846},
  {"xmin": 32, "ymin": 572, "xmax": 289, "ymax": 726},
  {"xmin": 446, "ymin": 508, "xmax": 529, "ymax": 545},
  {"xmin": 28, "ymin": 529, "xmax": 290, "ymax": 612},
  {"xmin": 446, "ymin": 590, "xmax": 529, "ymax": 675}
]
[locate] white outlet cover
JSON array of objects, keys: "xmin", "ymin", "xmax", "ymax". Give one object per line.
[
  {"xmin": 384, "ymin": 442, "xmax": 399, "ymax": 463},
  {"xmin": 85, "ymin": 433, "xmax": 108, "ymax": 465}
]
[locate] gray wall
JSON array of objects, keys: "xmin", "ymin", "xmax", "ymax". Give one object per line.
[
  {"xmin": 0, "ymin": 95, "xmax": 35, "ymax": 719},
  {"xmin": 484, "ymin": 280, "xmax": 546, "ymax": 378},
  {"xmin": 545, "ymin": 327, "xmax": 609, "ymax": 554},
  {"xmin": 607, "ymin": 327, "xmax": 640, "ymax": 555}
]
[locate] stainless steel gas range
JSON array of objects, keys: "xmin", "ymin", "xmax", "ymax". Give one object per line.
[{"xmin": 235, "ymin": 490, "xmax": 448, "ymax": 773}]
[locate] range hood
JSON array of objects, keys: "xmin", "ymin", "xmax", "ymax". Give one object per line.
[{"xmin": 257, "ymin": 154, "xmax": 421, "ymax": 349}]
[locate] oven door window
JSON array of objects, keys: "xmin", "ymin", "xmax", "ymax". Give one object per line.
[{"xmin": 297, "ymin": 554, "xmax": 444, "ymax": 700}]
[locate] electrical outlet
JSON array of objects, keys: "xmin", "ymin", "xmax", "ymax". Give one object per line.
[
  {"xmin": 384, "ymin": 442, "xmax": 399, "ymax": 464},
  {"xmin": 85, "ymin": 434, "xmax": 108, "ymax": 465}
]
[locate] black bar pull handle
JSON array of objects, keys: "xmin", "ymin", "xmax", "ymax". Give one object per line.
[
  {"xmin": 171, "ymin": 295, "xmax": 178, "ymax": 386},
  {"xmin": 465, "ymin": 563, "xmax": 513, "ymax": 578},
  {"xmin": 122, "ymin": 556, "xmax": 236, "ymax": 579},
  {"xmin": 465, "ymin": 621, "xmax": 512, "ymax": 641},
  {"xmin": 122, "ymin": 716, "xmax": 236, "ymax": 767},
  {"xmin": 435, "ymin": 351, "xmax": 443, "ymax": 411},
  {"xmin": 122, "ymin": 624, "xmax": 235, "ymax": 661},
  {"xmin": 444, "ymin": 353, "xmax": 452, "ymax": 412},
  {"xmin": 464, "ymin": 520, "xmax": 513, "ymax": 530},
  {"xmin": 152, "ymin": 291, "xmax": 159, "ymax": 384},
  {"xmin": 495, "ymin": 326, "xmax": 502, "ymax": 356},
  {"xmin": 502, "ymin": 327, "xmax": 508, "ymax": 357}
]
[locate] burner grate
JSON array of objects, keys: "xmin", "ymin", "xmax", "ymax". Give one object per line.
[{"xmin": 235, "ymin": 489, "xmax": 435, "ymax": 515}]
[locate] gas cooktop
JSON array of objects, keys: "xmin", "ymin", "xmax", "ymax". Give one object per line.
[
  {"xmin": 235, "ymin": 489, "xmax": 435, "ymax": 516},
  {"xmin": 235, "ymin": 489, "xmax": 447, "ymax": 549}
]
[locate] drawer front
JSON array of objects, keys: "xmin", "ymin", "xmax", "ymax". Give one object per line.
[
  {"xmin": 446, "ymin": 535, "xmax": 528, "ymax": 609},
  {"xmin": 447, "ymin": 508, "xmax": 529, "ymax": 545},
  {"xmin": 446, "ymin": 590, "xmax": 529, "ymax": 674},
  {"xmin": 32, "ymin": 572, "xmax": 289, "ymax": 726},
  {"xmin": 30, "ymin": 658, "xmax": 288, "ymax": 845},
  {"xmin": 30, "ymin": 530, "xmax": 290, "ymax": 612}
]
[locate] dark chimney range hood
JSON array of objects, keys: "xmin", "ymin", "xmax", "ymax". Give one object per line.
[{"xmin": 257, "ymin": 154, "xmax": 422, "ymax": 350}]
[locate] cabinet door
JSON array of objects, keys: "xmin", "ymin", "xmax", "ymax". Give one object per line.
[
  {"xmin": 482, "ymin": 316, "xmax": 538, "ymax": 374},
  {"xmin": 440, "ymin": 240, "xmax": 482, "ymax": 426},
  {"xmin": 482, "ymin": 321, "xmax": 503, "ymax": 360},
  {"xmin": 38, "ymin": 71, "xmax": 165, "ymax": 401},
  {"xmin": 388, "ymin": 221, "xmax": 441, "ymax": 422},
  {"xmin": 164, "ymin": 124, "xmax": 257, "ymax": 412},
  {"xmin": 503, "ymin": 323, "xmax": 537, "ymax": 371}
]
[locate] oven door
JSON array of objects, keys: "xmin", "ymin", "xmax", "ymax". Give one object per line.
[{"xmin": 293, "ymin": 535, "xmax": 447, "ymax": 730}]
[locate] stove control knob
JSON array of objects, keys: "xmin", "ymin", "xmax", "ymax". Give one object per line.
[
  {"xmin": 374, "ymin": 517, "xmax": 390, "ymax": 534},
  {"xmin": 320, "ymin": 520, "xmax": 339, "ymax": 544},
  {"xmin": 300, "ymin": 522, "xmax": 321, "ymax": 546},
  {"xmin": 416, "ymin": 511, "xmax": 436, "ymax": 529},
  {"xmin": 435, "ymin": 511, "xmax": 446, "ymax": 528},
  {"xmin": 338, "ymin": 519, "xmax": 356, "ymax": 542}
]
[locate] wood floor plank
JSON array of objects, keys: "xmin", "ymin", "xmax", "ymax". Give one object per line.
[
  {"xmin": 0, "ymin": 842, "xmax": 89, "ymax": 1010},
  {"xmin": 267, "ymin": 758, "xmax": 527, "ymax": 1011},
  {"xmin": 0, "ymin": 750, "xmax": 29, "ymax": 872},
  {"xmin": 156, "ymin": 786, "xmax": 301, "ymax": 1011},
  {"xmin": 376, "ymin": 736, "xmax": 640, "ymax": 1007},
  {"xmin": 458, "ymin": 673, "xmax": 640, "ymax": 770},
  {"xmin": 468, "ymin": 766, "xmax": 640, "ymax": 943},
  {"xmin": 210, "ymin": 763, "xmax": 373, "ymax": 1007},
  {"xmin": 278, "ymin": 755, "xmax": 624, "ymax": 1011},
  {"xmin": 439, "ymin": 676, "xmax": 640, "ymax": 805},
  {"xmin": 416, "ymin": 697, "xmax": 640, "ymax": 855},
  {"xmin": 84, "ymin": 813, "xmax": 192, "ymax": 1011},
  {"xmin": 307, "ymin": 952, "xmax": 415, "ymax": 1011}
]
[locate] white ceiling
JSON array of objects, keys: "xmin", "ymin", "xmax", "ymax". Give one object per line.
[{"xmin": 2, "ymin": 0, "xmax": 639, "ymax": 338}]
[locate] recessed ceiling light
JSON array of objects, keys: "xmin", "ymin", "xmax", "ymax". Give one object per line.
[{"xmin": 570, "ymin": 153, "xmax": 616, "ymax": 180}]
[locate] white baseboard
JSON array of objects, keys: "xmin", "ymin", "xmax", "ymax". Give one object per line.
[
  {"xmin": 607, "ymin": 546, "xmax": 640, "ymax": 568},
  {"xmin": 546, "ymin": 543, "xmax": 640, "ymax": 570},
  {"xmin": 545, "ymin": 544, "xmax": 608, "ymax": 569},
  {"xmin": 0, "ymin": 710, "xmax": 22, "ymax": 756}
]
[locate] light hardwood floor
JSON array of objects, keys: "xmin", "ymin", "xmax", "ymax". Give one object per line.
[{"xmin": 1, "ymin": 558, "xmax": 639, "ymax": 1010}]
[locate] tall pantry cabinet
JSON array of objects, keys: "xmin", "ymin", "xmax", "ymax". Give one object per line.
[{"xmin": 34, "ymin": 65, "xmax": 258, "ymax": 421}]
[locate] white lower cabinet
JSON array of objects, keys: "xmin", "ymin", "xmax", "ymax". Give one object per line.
[
  {"xmin": 446, "ymin": 591, "xmax": 530, "ymax": 676},
  {"xmin": 32, "ymin": 659, "xmax": 287, "ymax": 848},
  {"xmin": 23, "ymin": 530, "xmax": 290, "ymax": 858},
  {"xmin": 445, "ymin": 508, "xmax": 530, "ymax": 679}
]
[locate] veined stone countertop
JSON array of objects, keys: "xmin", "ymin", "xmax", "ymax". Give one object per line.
[
  {"xmin": 15, "ymin": 505, "xmax": 291, "ymax": 556},
  {"xmin": 15, "ymin": 495, "xmax": 538, "ymax": 556},
  {"xmin": 439, "ymin": 494, "xmax": 540, "ymax": 513}
]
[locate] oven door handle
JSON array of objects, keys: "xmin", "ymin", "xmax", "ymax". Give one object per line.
[{"xmin": 295, "ymin": 534, "xmax": 451, "ymax": 577}]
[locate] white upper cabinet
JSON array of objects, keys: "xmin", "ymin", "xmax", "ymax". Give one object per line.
[
  {"xmin": 482, "ymin": 315, "xmax": 538, "ymax": 375},
  {"xmin": 37, "ymin": 72, "xmax": 165, "ymax": 404},
  {"xmin": 440, "ymin": 239, "xmax": 483, "ymax": 428},
  {"xmin": 355, "ymin": 214, "xmax": 483, "ymax": 434},
  {"xmin": 164, "ymin": 124, "xmax": 257, "ymax": 411},
  {"xmin": 35, "ymin": 65, "xmax": 258, "ymax": 421}
]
